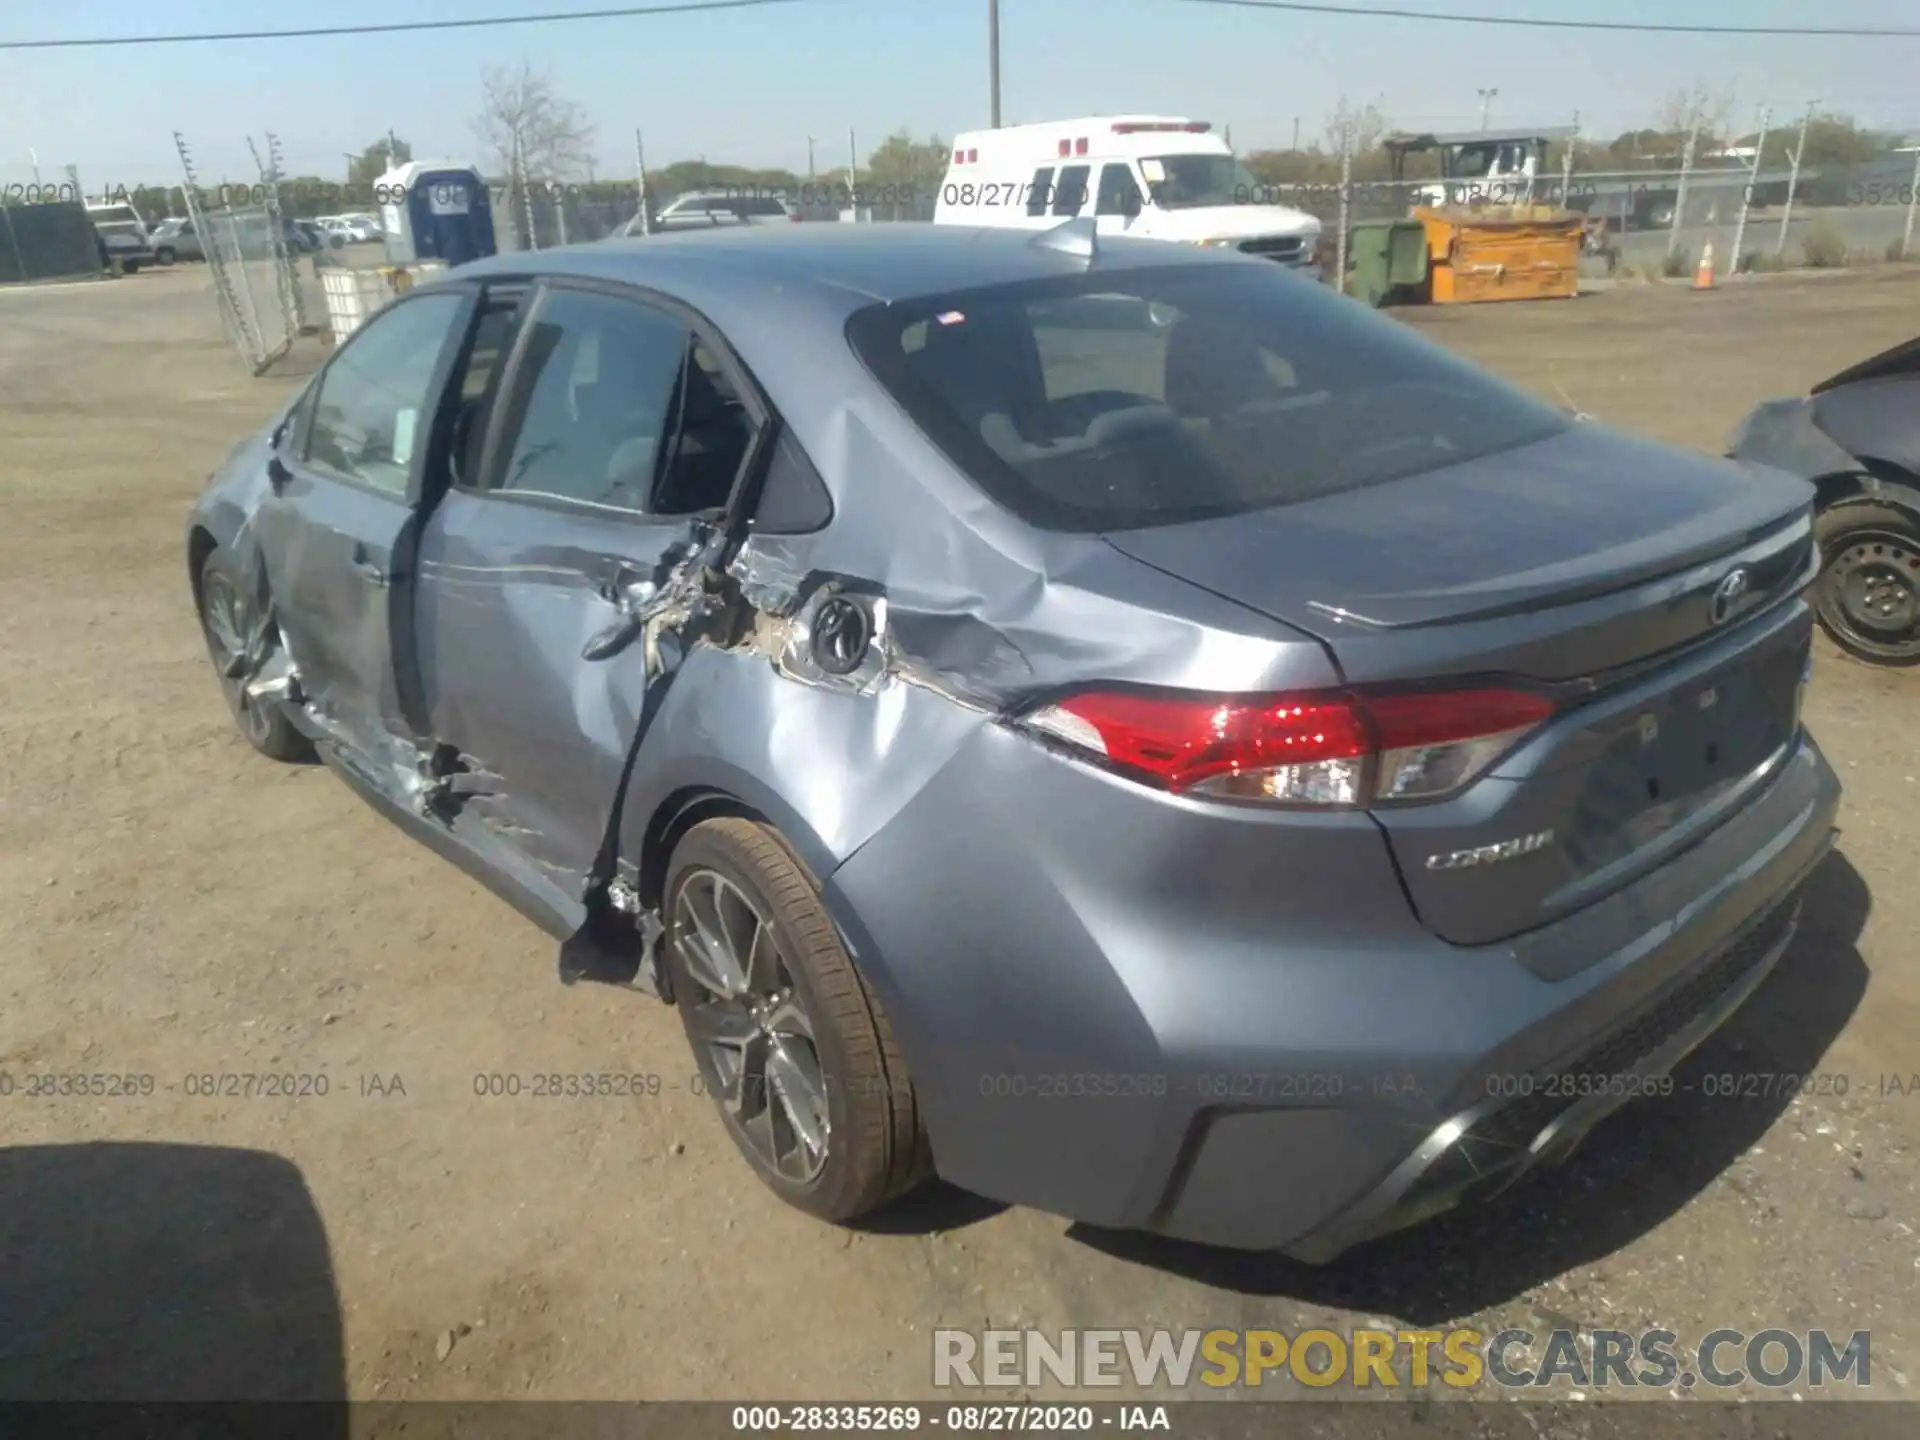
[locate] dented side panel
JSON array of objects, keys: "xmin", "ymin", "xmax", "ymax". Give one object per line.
[{"xmin": 412, "ymin": 487, "xmax": 709, "ymax": 898}]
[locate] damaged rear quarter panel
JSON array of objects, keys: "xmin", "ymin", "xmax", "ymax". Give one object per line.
[{"xmin": 617, "ymin": 391, "xmax": 1338, "ymax": 989}]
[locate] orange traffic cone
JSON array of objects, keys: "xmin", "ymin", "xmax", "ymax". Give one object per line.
[{"xmin": 1693, "ymin": 241, "xmax": 1716, "ymax": 290}]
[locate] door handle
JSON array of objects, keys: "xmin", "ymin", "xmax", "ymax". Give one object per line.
[
  {"xmin": 583, "ymin": 574, "xmax": 659, "ymax": 661},
  {"xmin": 596, "ymin": 566, "xmax": 658, "ymax": 614},
  {"xmin": 582, "ymin": 615, "xmax": 643, "ymax": 662},
  {"xmin": 349, "ymin": 544, "xmax": 389, "ymax": 588}
]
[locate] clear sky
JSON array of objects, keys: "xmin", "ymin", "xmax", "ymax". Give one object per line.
[{"xmin": 3, "ymin": 0, "xmax": 1917, "ymax": 188}]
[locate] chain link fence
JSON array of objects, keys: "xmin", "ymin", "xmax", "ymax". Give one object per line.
[
  {"xmin": 172, "ymin": 132, "xmax": 309, "ymax": 374},
  {"xmin": 196, "ymin": 204, "xmax": 300, "ymax": 371}
]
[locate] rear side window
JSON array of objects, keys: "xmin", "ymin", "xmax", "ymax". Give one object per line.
[
  {"xmin": 1050, "ymin": 165, "xmax": 1089, "ymax": 217},
  {"xmin": 1025, "ymin": 167, "xmax": 1054, "ymax": 217},
  {"xmin": 846, "ymin": 264, "xmax": 1568, "ymax": 532},
  {"xmin": 737, "ymin": 195, "xmax": 789, "ymax": 217},
  {"xmin": 489, "ymin": 288, "xmax": 689, "ymax": 512}
]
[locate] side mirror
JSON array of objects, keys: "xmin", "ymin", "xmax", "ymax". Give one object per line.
[{"xmin": 266, "ymin": 453, "xmax": 293, "ymax": 495}]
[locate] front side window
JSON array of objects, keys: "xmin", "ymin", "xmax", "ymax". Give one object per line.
[
  {"xmin": 1141, "ymin": 153, "xmax": 1259, "ymax": 209},
  {"xmin": 490, "ymin": 288, "xmax": 691, "ymax": 513},
  {"xmin": 847, "ymin": 264, "xmax": 1568, "ymax": 532},
  {"xmin": 305, "ymin": 291, "xmax": 466, "ymax": 496}
]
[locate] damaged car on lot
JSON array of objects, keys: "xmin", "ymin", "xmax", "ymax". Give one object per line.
[
  {"xmin": 189, "ymin": 222, "xmax": 1838, "ymax": 1260},
  {"xmin": 1729, "ymin": 336, "xmax": 1920, "ymax": 666}
]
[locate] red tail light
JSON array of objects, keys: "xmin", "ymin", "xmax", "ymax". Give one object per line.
[{"xmin": 1019, "ymin": 685, "xmax": 1555, "ymax": 807}]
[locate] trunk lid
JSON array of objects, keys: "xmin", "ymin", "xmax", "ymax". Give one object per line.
[{"xmin": 1104, "ymin": 422, "xmax": 1819, "ymax": 944}]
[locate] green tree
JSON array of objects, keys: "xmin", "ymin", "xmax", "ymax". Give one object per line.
[
  {"xmin": 863, "ymin": 128, "xmax": 948, "ymax": 212},
  {"xmin": 1767, "ymin": 114, "xmax": 1879, "ymax": 170},
  {"xmin": 348, "ymin": 137, "xmax": 411, "ymax": 188}
]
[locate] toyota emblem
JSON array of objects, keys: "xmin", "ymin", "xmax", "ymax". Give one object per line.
[{"xmin": 1709, "ymin": 567, "xmax": 1751, "ymax": 626}]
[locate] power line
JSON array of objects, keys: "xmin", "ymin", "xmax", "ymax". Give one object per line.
[
  {"xmin": 0, "ymin": 0, "xmax": 805, "ymax": 51},
  {"xmin": 1181, "ymin": 0, "xmax": 1920, "ymax": 38}
]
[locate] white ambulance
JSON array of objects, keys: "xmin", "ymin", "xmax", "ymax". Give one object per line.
[{"xmin": 932, "ymin": 116, "xmax": 1322, "ymax": 275}]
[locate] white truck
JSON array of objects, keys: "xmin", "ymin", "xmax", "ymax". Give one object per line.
[
  {"xmin": 933, "ymin": 116, "xmax": 1322, "ymax": 275},
  {"xmin": 85, "ymin": 199, "xmax": 156, "ymax": 273}
]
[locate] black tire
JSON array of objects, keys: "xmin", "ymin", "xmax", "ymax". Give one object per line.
[
  {"xmin": 663, "ymin": 818, "xmax": 929, "ymax": 1222},
  {"xmin": 1812, "ymin": 484, "xmax": 1920, "ymax": 667},
  {"xmin": 155, "ymin": 246, "xmax": 176, "ymax": 266},
  {"xmin": 1645, "ymin": 202, "xmax": 1676, "ymax": 229},
  {"xmin": 196, "ymin": 548, "xmax": 316, "ymax": 761}
]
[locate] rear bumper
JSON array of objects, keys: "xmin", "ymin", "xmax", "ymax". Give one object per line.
[
  {"xmin": 826, "ymin": 724, "xmax": 1841, "ymax": 1257},
  {"xmin": 1279, "ymin": 874, "xmax": 1810, "ymax": 1261}
]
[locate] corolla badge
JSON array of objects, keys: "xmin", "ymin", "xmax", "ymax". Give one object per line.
[
  {"xmin": 1425, "ymin": 829, "xmax": 1555, "ymax": 871},
  {"xmin": 1710, "ymin": 567, "xmax": 1751, "ymax": 626}
]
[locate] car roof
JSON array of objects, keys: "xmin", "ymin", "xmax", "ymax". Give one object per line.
[{"xmin": 452, "ymin": 223, "xmax": 1240, "ymax": 318}]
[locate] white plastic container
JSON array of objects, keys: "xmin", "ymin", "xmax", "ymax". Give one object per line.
[{"xmin": 319, "ymin": 262, "xmax": 447, "ymax": 344}]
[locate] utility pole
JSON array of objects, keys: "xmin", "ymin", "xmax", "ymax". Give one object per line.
[
  {"xmin": 633, "ymin": 129, "xmax": 650, "ymax": 236},
  {"xmin": 29, "ymin": 147, "xmax": 41, "ymax": 188},
  {"xmin": 1477, "ymin": 88, "xmax": 1498, "ymax": 131},
  {"xmin": 1559, "ymin": 110, "xmax": 1578, "ymax": 206},
  {"xmin": 988, "ymin": 0, "xmax": 1002, "ymax": 128},
  {"xmin": 1731, "ymin": 103, "xmax": 1771, "ymax": 272},
  {"xmin": 1777, "ymin": 99, "xmax": 1815, "ymax": 254},
  {"xmin": 1291, "ymin": 116, "xmax": 1300, "ymax": 151},
  {"xmin": 807, "ymin": 136, "xmax": 816, "ymax": 179},
  {"xmin": 1668, "ymin": 117, "xmax": 1699, "ymax": 260}
]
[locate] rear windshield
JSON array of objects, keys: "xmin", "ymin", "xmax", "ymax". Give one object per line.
[{"xmin": 845, "ymin": 262, "xmax": 1569, "ymax": 532}]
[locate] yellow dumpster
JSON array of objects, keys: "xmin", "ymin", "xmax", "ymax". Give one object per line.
[{"xmin": 1413, "ymin": 204, "xmax": 1582, "ymax": 304}]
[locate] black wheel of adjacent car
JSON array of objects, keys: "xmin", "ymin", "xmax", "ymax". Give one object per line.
[
  {"xmin": 196, "ymin": 549, "xmax": 316, "ymax": 761},
  {"xmin": 662, "ymin": 818, "xmax": 929, "ymax": 1221},
  {"xmin": 155, "ymin": 246, "xmax": 176, "ymax": 266},
  {"xmin": 1813, "ymin": 485, "xmax": 1920, "ymax": 666}
]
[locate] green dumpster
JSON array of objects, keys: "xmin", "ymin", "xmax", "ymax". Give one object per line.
[{"xmin": 1346, "ymin": 219, "xmax": 1429, "ymax": 307}]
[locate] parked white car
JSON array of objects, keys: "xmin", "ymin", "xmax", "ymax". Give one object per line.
[{"xmin": 316, "ymin": 214, "xmax": 380, "ymax": 243}]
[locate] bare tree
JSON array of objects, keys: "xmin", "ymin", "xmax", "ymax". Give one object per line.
[
  {"xmin": 1323, "ymin": 97, "xmax": 1388, "ymax": 155},
  {"xmin": 1655, "ymin": 81, "xmax": 1737, "ymax": 146},
  {"xmin": 474, "ymin": 63, "xmax": 597, "ymax": 181}
]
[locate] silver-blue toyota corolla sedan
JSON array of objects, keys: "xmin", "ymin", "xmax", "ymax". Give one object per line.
[{"xmin": 188, "ymin": 223, "xmax": 1839, "ymax": 1260}]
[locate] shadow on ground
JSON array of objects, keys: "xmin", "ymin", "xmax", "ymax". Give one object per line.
[
  {"xmin": 0, "ymin": 1141, "xmax": 344, "ymax": 1425},
  {"xmin": 1070, "ymin": 848, "xmax": 1872, "ymax": 1323}
]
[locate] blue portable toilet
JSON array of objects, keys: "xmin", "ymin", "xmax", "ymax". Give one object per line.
[{"xmin": 376, "ymin": 160, "xmax": 497, "ymax": 268}]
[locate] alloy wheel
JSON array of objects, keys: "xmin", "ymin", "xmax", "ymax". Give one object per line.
[
  {"xmin": 200, "ymin": 569, "xmax": 273, "ymax": 745},
  {"xmin": 672, "ymin": 869, "xmax": 832, "ymax": 1184}
]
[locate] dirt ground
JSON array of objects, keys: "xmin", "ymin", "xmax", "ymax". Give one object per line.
[{"xmin": 2, "ymin": 263, "xmax": 1917, "ymax": 1407}]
